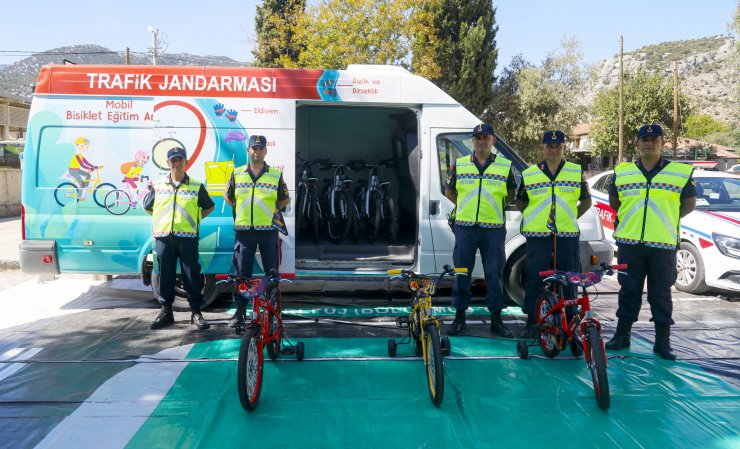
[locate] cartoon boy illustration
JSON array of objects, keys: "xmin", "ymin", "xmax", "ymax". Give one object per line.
[
  {"xmin": 67, "ymin": 137, "xmax": 99, "ymax": 198},
  {"xmin": 121, "ymin": 150, "xmax": 150, "ymax": 189}
]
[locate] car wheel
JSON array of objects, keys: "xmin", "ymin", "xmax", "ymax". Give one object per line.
[
  {"xmin": 675, "ymin": 241, "xmax": 710, "ymax": 294},
  {"xmin": 503, "ymin": 247, "xmax": 526, "ymax": 307}
]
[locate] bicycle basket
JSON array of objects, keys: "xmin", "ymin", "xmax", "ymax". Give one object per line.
[
  {"xmin": 236, "ymin": 279, "xmax": 266, "ymax": 298},
  {"xmin": 409, "ymin": 277, "xmax": 436, "ymax": 295}
]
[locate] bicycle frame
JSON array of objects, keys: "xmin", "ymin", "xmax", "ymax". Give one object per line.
[{"xmin": 537, "ymin": 282, "xmax": 600, "ymax": 352}]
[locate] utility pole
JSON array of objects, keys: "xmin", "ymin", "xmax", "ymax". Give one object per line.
[
  {"xmin": 125, "ymin": 47, "xmax": 130, "ymax": 65},
  {"xmin": 148, "ymin": 26, "xmax": 159, "ymax": 66},
  {"xmin": 673, "ymin": 61, "xmax": 679, "ymax": 160},
  {"xmin": 618, "ymin": 35, "xmax": 624, "ymax": 164}
]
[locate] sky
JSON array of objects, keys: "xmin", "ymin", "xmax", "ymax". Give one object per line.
[{"xmin": 1, "ymin": 0, "xmax": 736, "ymax": 72}]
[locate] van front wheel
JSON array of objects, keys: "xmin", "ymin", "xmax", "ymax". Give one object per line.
[{"xmin": 150, "ymin": 273, "xmax": 219, "ymax": 311}]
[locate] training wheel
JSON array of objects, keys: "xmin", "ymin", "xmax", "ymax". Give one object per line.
[
  {"xmin": 387, "ymin": 339, "xmax": 397, "ymax": 357},
  {"xmin": 517, "ymin": 340, "xmax": 529, "ymax": 359},
  {"xmin": 296, "ymin": 342, "xmax": 305, "ymax": 361}
]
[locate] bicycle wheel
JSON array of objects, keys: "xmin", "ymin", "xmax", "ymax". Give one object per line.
[
  {"xmin": 424, "ymin": 324, "xmax": 444, "ymax": 407},
  {"xmin": 104, "ymin": 190, "xmax": 131, "ymax": 215},
  {"xmin": 54, "ymin": 182, "xmax": 78, "ymax": 207},
  {"xmin": 237, "ymin": 326, "xmax": 264, "ymax": 412},
  {"xmin": 309, "ymin": 190, "xmax": 320, "ymax": 243},
  {"xmin": 327, "ymin": 189, "xmax": 353, "ymax": 243},
  {"xmin": 265, "ymin": 286, "xmax": 281, "ymax": 361},
  {"xmin": 382, "ymin": 195, "xmax": 398, "ymax": 244},
  {"xmin": 366, "ymin": 193, "xmax": 381, "ymax": 243},
  {"xmin": 93, "ymin": 183, "xmax": 118, "ymax": 208},
  {"xmin": 586, "ymin": 325, "xmax": 610, "ymax": 410},
  {"xmin": 536, "ymin": 292, "xmax": 562, "ymax": 358},
  {"xmin": 295, "ymin": 184, "xmax": 307, "ymax": 233}
]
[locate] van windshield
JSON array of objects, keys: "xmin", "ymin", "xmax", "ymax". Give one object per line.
[{"xmin": 694, "ymin": 177, "xmax": 740, "ymax": 211}]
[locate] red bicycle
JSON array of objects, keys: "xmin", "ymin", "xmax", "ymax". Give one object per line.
[
  {"xmin": 516, "ymin": 262, "xmax": 627, "ymax": 410},
  {"xmin": 223, "ymin": 269, "xmax": 305, "ymax": 412}
]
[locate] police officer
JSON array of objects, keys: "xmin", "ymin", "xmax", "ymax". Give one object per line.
[
  {"xmin": 445, "ymin": 123, "xmax": 517, "ymax": 337},
  {"xmin": 605, "ymin": 124, "xmax": 696, "ymax": 360},
  {"xmin": 225, "ymin": 135, "xmax": 290, "ymax": 326},
  {"xmin": 517, "ymin": 130, "xmax": 592, "ymax": 339},
  {"xmin": 145, "ymin": 147, "xmax": 215, "ymax": 330}
]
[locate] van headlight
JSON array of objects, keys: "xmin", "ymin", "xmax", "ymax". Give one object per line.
[{"xmin": 712, "ymin": 233, "xmax": 740, "ymax": 260}]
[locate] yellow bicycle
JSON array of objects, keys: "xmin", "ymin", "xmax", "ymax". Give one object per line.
[{"xmin": 387, "ymin": 264, "xmax": 467, "ymax": 407}]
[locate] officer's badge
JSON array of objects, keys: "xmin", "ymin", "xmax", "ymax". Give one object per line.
[
  {"xmin": 551, "ymin": 132, "xmax": 557, "ymax": 140},
  {"xmin": 647, "ymin": 126, "xmax": 653, "ymax": 133}
]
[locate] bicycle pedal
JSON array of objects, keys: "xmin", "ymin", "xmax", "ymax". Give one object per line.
[
  {"xmin": 396, "ymin": 316, "xmax": 409, "ymax": 327},
  {"xmin": 235, "ymin": 326, "xmax": 244, "ymax": 336},
  {"xmin": 281, "ymin": 347, "xmax": 296, "ymax": 355}
]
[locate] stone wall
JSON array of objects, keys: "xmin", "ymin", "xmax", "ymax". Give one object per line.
[{"xmin": 0, "ymin": 168, "xmax": 21, "ymax": 217}]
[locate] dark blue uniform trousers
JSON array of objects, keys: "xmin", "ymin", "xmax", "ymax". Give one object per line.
[
  {"xmin": 524, "ymin": 236, "xmax": 580, "ymax": 318},
  {"xmin": 616, "ymin": 243, "xmax": 677, "ymax": 325},
  {"xmin": 233, "ymin": 229, "xmax": 280, "ymax": 302},
  {"xmin": 452, "ymin": 225, "xmax": 507, "ymax": 312},
  {"xmin": 155, "ymin": 236, "xmax": 204, "ymax": 311}
]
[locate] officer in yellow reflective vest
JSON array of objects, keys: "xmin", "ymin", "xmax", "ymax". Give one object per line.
[
  {"xmin": 144, "ymin": 147, "xmax": 215, "ymax": 330},
  {"xmin": 445, "ymin": 123, "xmax": 518, "ymax": 337},
  {"xmin": 225, "ymin": 135, "xmax": 290, "ymax": 326},
  {"xmin": 516, "ymin": 130, "xmax": 592, "ymax": 339},
  {"xmin": 605, "ymin": 124, "xmax": 696, "ymax": 360}
]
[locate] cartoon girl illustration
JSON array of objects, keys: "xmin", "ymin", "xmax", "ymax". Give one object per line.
[
  {"xmin": 67, "ymin": 137, "xmax": 98, "ymax": 198},
  {"xmin": 120, "ymin": 150, "xmax": 150, "ymax": 189}
]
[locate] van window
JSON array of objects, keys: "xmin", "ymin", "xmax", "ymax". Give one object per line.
[{"xmin": 436, "ymin": 133, "xmax": 474, "ymax": 193}]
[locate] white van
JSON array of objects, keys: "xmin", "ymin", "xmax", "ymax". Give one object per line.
[{"xmin": 19, "ymin": 64, "xmax": 613, "ymax": 308}]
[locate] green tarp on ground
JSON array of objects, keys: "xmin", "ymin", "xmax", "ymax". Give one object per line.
[{"xmin": 126, "ymin": 337, "xmax": 740, "ymax": 449}]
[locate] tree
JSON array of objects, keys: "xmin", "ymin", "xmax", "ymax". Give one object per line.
[
  {"xmin": 590, "ymin": 71, "xmax": 691, "ymax": 160},
  {"xmin": 683, "ymin": 114, "xmax": 730, "ymax": 140},
  {"xmin": 432, "ymin": 0, "xmax": 498, "ymax": 117},
  {"xmin": 294, "ymin": 0, "xmax": 418, "ymax": 69},
  {"xmin": 253, "ymin": 0, "xmax": 306, "ymax": 68},
  {"xmin": 489, "ymin": 38, "xmax": 589, "ymax": 163}
]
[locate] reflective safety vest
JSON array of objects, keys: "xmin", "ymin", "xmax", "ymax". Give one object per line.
[
  {"xmin": 521, "ymin": 161, "xmax": 582, "ymax": 237},
  {"xmin": 454, "ymin": 155, "xmax": 512, "ymax": 228},
  {"xmin": 613, "ymin": 161, "xmax": 693, "ymax": 249},
  {"xmin": 151, "ymin": 177, "xmax": 202, "ymax": 238},
  {"xmin": 234, "ymin": 166, "xmax": 281, "ymax": 230}
]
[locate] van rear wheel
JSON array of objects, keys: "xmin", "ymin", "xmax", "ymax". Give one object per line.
[
  {"xmin": 150, "ymin": 273, "xmax": 219, "ymax": 311},
  {"xmin": 503, "ymin": 248, "xmax": 526, "ymax": 307}
]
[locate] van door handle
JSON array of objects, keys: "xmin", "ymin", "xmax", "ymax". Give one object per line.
[{"xmin": 429, "ymin": 200, "xmax": 439, "ymax": 216}]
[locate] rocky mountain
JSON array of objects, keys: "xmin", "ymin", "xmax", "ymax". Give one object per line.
[
  {"xmin": 0, "ymin": 44, "xmax": 247, "ymax": 98},
  {"xmin": 587, "ymin": 35, "xmax": 738, "ymax": 124}
]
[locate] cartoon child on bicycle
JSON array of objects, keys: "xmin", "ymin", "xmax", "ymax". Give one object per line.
[
  {"xmin": 120, "ymin": 150, "xmax": 150, "ymax": 189},
  {"xmin": 67, "ymin": 137, "xmax": 100, "ymax": 199}
]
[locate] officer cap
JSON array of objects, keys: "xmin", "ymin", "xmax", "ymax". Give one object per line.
[
  {"xmin": 248, "ymin": 135, "xmax": 267, "ymax": 148},
  {"xmin": 167, "ymin": 147, "xmax": 187, "ymax": 160},
  {"xmin": 471, "ymin": 123, "xmax": 494, "ymax": 137},
  {"xmin": 542, "ymin": 130, "xmax": 565, "ymax": 144},
  {"xmin": 637, "ymin": 124, "xmax": 664, "ymax": 138}
]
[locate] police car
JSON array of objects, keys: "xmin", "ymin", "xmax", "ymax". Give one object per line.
[{"xmin": 588, "ymin": 170, "xmax": 740, "ymax": 294}]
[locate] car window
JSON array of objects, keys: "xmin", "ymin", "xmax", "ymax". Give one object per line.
[
  {"xmin": 694, "ymin": 177, "xmax": 740, "ymax": 211},
  {"xmin": 593, "ymin": 173, "xmax": 614, "ymax": 194}
]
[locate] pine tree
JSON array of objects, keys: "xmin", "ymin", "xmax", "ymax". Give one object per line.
[
  {"xmin": 432, "ymin": 0, "xmax": 498, "ymax": 117},
  {"xmin": 253, "ymin": 0, "xmax": 306, "ymax": 68}
]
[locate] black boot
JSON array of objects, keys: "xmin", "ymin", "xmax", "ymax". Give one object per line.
[
  {"xmin": 446, "ymin": 309, "xmax": 466, "ymax": 335},
  {"xmin": 191, "ymin": 310, "xmax": 210, "ymax": 330},
  {"xmin": 150, "ymin": 305, "xmax": 174, "ymax": 330},
  {"xmin": 490, "ymin": 311, "xmax": 513, "ymax": 338},
  {"xmin": 228, "ymin": 301, "xmax": 247, "ymax": 328},
  {"xmin": 522, "ymin": 315, "xmax": 538, "ymax": 340},
  {"xmin": 605, "ymin": 319, "xmax": 632, "ymax": 350},
  {"xmin": 653, "ymin": 323, "xmax": 677, "ymax": 360}
]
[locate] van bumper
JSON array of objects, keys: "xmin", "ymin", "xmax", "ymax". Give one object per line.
[
  {"xmin": 19, "ymin": 240, "xmax": 60, "ymax": 275},
  {"xmin": 580, "ymin": 239, "xmax": 615, "ymax": 271}
]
